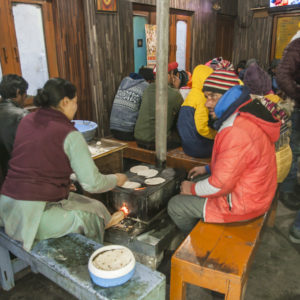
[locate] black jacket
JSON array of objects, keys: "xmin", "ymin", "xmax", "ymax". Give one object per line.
[
  {"xmin": 277, "ymin": 35, "xmax": 300, "ymax": 106},
  {"xmin": 0, "ymin": 99, "xmax": 28, "ymax": 183}
]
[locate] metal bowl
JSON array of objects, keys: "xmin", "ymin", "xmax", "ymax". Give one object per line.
[
  {"xmin": 88, "ymin": 245, "xmax": 136, "ymax": 288},
  {"xmin": 72, "ymin": 120, "xmax": 98, "ymax": 142}
]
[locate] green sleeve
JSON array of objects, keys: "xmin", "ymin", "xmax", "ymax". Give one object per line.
[
  {"xmin": 175, "ymin": 92, "xmax": 184, "ymax": 111},
  {"xmin": 171, "ymin": 90, "xmax": 184, "ymax": 121},
  {"xmin": 171, "ymin": 88, "xmax": 184, "ymax": 113},
  {"xmin": 63, "ymin": 131, "xmax": 117, "ymax": 193}
]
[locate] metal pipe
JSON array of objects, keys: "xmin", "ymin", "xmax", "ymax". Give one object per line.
[{"xmin": 155, "ymin": 0, "xmax": 170, "ymax": 167}]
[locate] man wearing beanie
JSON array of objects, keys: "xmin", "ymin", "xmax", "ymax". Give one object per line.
[
  {"xmin": 243, "ymin": 63, "xmax": 273, "ymax": 96},
  {"xmin": 243, "ymin": 62, "xmax": 288, "ymax": 107},
  {"xmin": 168, "ymin": 70, "xmax": 280, "ymax": 234},
  {"xmin": 177, "ymin": 69, "xmax": 243, "ymax": 160},
  {"xmin": 134, "ymin": 62, "xmax": 183, "ymax": 150}
]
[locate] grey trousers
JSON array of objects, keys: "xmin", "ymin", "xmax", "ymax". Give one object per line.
[{"xmin": 167, "ymin": 194, "xmax": 206, "ymax": 234}]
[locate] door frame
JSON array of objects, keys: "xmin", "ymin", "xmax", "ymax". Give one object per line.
[
  {"xmin": 132, "ymin": 3, "xmax": 193, "ymax": 71},
  {"xmin": 169, "ymin": 14, "xmax": 191, "ymax": 71},
  {"xmin": 0, "ymin": 0, "xmax": 58, "ymax": 77}
]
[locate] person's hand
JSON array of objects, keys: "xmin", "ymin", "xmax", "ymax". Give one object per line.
[
  {"xmin": 115, "ymin": 173, "xmax": 128, "ymax": 186},
  {"xmin": 69, "ymin": 183, "xmax": 77, "ymax": 192},
  {"xmin": 105, "ymin": 211, "xmax": 125, "ymax": 229},
  {"xmin": 172, "ymin": 75, "xmax": 181, "ymax": 89},
  {"xmin": 180, "ymin": 180, "xmax": 194, "ymax": 195},
  {"xmin": 188, "ymin": 166, "xmax": 207, "ymax": 179}
]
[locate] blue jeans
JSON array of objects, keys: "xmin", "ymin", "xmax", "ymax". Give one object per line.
[{"xmin": 280, "ymin": 109, "xmax": 300, "ymax": 193}]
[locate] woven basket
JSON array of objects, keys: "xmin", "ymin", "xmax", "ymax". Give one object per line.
[{"xmin": 276, "ymin": 144, "xmax": 292, "ymax": 183}]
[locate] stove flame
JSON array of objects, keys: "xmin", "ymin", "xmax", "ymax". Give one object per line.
[
  {"xmin": 134, "ymin": 187, "xmax": 146, "ymax": 191},
  {"xmin": 120, "ymin": 203, "xmax": 129, "ymax": 216}
]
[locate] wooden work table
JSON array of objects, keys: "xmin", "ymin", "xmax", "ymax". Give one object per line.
[{"xmin": 89, "ymin": 138, "xmax": 127, "ymax": 174}]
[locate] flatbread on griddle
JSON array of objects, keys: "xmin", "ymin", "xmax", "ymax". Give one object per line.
[
  {"xmin": 121, "ymin": 181, "xmax": 141, "ymax": 189},
  {"xmin": 130, "ymin": 165, "xmax": 149, "ymax": 174},
  {"xmin": 144, "ymin": 177, "xmax": 166, "ymax": 185},
  {"xmin": 137, "ymin": 169, "xmax": 158, "ymax": 178}
]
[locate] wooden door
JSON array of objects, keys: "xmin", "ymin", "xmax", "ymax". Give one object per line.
[
  {"xmin": 0, "ymin": 0, "xmax": 21, "ymax": 74},
  {"xmin": 215, "ymin": 14, "xmax": 235, "ymax": 61},
  {"xmin": 133, "ymin": 4, "xmax": 192, "ymax": 72},
  {"xmin": 169, "ymin": 14, "xmax": 191, "ymax": 72},
  {"xmin": 0, "ymin": 0, "xmax": 58, "ymax": 95}
]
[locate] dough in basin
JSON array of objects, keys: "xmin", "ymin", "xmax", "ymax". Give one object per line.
[{"xmin": 93, "ymin": 248, "xmax": 132, "ymax": 271}]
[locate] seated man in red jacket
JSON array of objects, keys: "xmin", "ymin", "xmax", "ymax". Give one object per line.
[{"xmin": 168, "ymin": 70, "xmax": 281, "ymax": 234}]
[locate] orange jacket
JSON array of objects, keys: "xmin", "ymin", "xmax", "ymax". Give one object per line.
[{"xmin": 192, "ymin": 86, "xmax": 280, "ymax": 223}]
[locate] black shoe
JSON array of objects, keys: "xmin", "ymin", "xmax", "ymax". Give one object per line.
[
  {"xmin": 289, "ymin": 224, "xmax": 300, "ymax": 244},
  {"xmin": 279, "ymin": 192, "xmax": 300, "ymax": 210}
]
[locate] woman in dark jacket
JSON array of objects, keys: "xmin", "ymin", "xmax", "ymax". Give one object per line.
[{"xmin": 0, "ymin": 78, "xmax": 127, "ymax": 251}]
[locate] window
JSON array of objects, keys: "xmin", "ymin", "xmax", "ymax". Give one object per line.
[
  {"xmin": 12, "ymin": 3, "xmax": 49, "ymax": 95},
  {"xmin": 169, "ymin": 14, "xmax": 191, "ymax": 71},
  {"xmin": 176, "ymin": 20, "xmax": 187, "ymax": 70},
  {"xmin": 0, "ymin": 0, "xmax": 58, "ymax": 93}
]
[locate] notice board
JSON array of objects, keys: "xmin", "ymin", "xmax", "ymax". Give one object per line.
[{"xmin": 271, "ymin": 13, "xmax": 300, "ymax": 60}]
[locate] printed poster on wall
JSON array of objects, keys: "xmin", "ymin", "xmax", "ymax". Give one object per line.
[
  {"xmin": 275, "ymin": 15, "xmax": 300, "ymax": 59},
  {"xmin": 145, "ymin": 24, "xmax": 157, "ymax": 67}
]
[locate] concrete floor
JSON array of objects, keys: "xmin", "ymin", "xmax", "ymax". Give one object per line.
[{"xmin": 0, "ymin": 202, "xmax": 299, "ymax": 300}]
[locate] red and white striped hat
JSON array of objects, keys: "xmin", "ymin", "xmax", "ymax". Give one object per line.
[{"xmin": 202, "ymin": 70, "xmax": 240, "ymax": 94}]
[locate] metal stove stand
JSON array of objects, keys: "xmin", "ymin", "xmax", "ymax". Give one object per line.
[{"xmin": 104, "ymin": 210, "xmax": 178, "ymax": 269}]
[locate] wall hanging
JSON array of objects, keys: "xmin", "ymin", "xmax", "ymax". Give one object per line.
[{"xmin": 96, "ymin": 0, "xmax": 117, "ymax": 13}]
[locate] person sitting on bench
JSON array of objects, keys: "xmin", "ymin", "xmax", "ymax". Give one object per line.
[
  {"xmin": 177, "ymin": 65, "xmax": 216, "ymax": 158},
  {"xmin": 110, "ymin": 66, "xmax": 154, "ymax": 141},
  {"xmin": 168, "ymin": 70, "xmax": 281, "ymax": 234},
  {"xmin": 0, "ymin": 78, "xmax": 127, "ymax": 251},
  {"xmin": 0, "ymin": 74, "xmax": 29, "ymax": 187},
  {"xmin": 134, "ymin": 62, "xmax": 183, "ymax": 150}
]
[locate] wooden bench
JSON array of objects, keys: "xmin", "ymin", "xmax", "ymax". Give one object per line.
[
  {"xmin": 170, "ymin": 191, "xmax": 278, "ymax": 300},
  {"xmin": 111, "ymin": 139, "xmax": 211, "ymax": 172},
  {"xmin": 0, "ymin": 230, "xmax": 166, "ymax": 300},
  {"xmin": 122, "ymin": 140, "xmax": 157, "ymax": 165},
  {"xmin": 166, "ymin": 147, "xmax": 210, "ymax": 171}
]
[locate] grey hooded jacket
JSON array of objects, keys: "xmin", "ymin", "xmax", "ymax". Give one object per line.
[{"xmin": 110, "ymin": 76, "xmax": 149, "ymax": 133}]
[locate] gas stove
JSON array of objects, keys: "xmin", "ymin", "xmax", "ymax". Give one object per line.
[
  {"xmin": 107, "ymin": 166, "xmax": 185, "ymax": 222},
  {"xmin": 104, "ymin": 164, "xmax": 186, "ymax": 268}
]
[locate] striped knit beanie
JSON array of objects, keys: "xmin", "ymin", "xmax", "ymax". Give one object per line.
[{"xmin": 203, "ymin": 70, "xmax": 240, "ymax": 95}]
